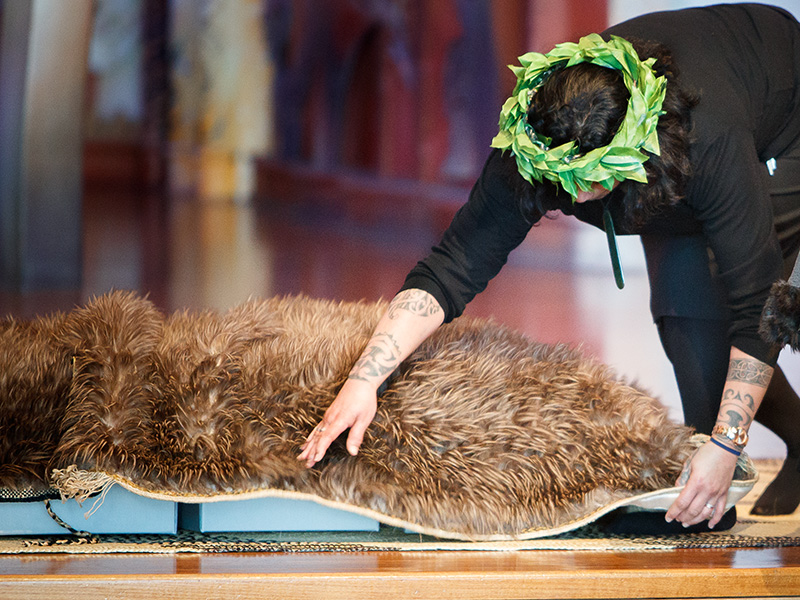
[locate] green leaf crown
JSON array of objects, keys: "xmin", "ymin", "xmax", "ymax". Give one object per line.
[{"xmin": 490, "ymin": 33, "xmax": 667, "ymax": 200}]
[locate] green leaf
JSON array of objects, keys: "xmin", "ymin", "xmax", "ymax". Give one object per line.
[
  {"xmin": 518, "ymin": 51, "xmax": 544, "ymax": 68},
  {"xmin": 493, "ymin": 31, "xmax": 666, "ymax": 196},
  {"xmin": 509, "ymin": 65, "xmax": 526, "ymax": 79},
  {"xmin": 642, "ymin": 130, "xmax": 660, "ymax": 154},
  {"xmin": 598, "ymin": 176, "xmax": 616, "ymax": 191},
  {"xmin": 490, "ymin": 130, "xmax": 514, "ymax": 148},
  {"xmin": 560, "ymin": 172, "xmax": 578, "ymax": 198},
  {"xmin": 545, "ymin": 141, "xmax": 575, "ymax": 160}
]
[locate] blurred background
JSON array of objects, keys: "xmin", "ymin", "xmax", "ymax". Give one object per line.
[{"xmin": 1, "ymin": 0, "xmax": 798, "ymax": 458}]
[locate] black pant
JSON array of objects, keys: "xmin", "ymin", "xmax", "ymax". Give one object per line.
[
  {"xmin": 645, "ymin": 147, "xmax": 800, "ymax": 435},
  {"xmin": 655, "ymin": 317, "xmax": 729, "ymax": 433}
]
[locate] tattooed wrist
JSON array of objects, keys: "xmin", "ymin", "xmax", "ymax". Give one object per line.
[
  {"xmin": 721, "ymin": 387, "xmax": 755, "ymax": 411},
  {"xmin": 714, "ymin": 356, "xmax": 770, "ymax": 432},
  {"xmin": 726, "ymin": 357, "xmax": 773, "ymax": 387},
  {"xmin": 348, "ymin": 332, "xmax": 401, "ymax": 382},
  {"xmin": 718, "ymin": 389, "xmax": 755, "ymax": 429},
  {"xmin": 388, "ymin": 289, "xmax": 443, "ymax": 320},
  {"xmin": 716, "ymin": 407, "xmax": 752, "ymax": 429}
]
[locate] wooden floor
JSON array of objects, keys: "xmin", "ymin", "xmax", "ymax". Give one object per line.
[
  {"xmin": 2, "ymin": 184, "xmax": 799, "ymax": 599},
  {"xmin": 2, "ymin": 546, "xmax": 799, "ymax": 600}
]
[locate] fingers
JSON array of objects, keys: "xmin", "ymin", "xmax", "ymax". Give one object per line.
[
  {"xmin": 665, "ymin": 487, "xmax": 694, "ymax": 525},
  {"xmin": 345, "ymin": 415, "xmax": 371, "ymax": 456},
  {"xmin": 708, "ymin": 495, "xmax": 727, "ymax": 529},
  {"xmin": 297, "ymin": 380, "xmax": 379, "ymax": 468},
  {"xmin": 664, "ymin": 466, "xmax": 719, "ymax": 527},
  {"xmin": 686, "ymin": 496, "xmax": 724, "ymax": 528},
  {"xmin": 298, "ymin": 418, "xmax": 347, "ymax": 468},
  {"xmin": 665, "ymin": 439, "xmax": 739, "ymax": 528},
  {"xmin": 665, "ymin": 472, "xmax": 729, "ymax": 528},
  {"xmin": 666, "ymin": 488, "xmax": 723, "ymax": 527},
  {"xmin": 684, "ymin": 496, "xmax": 719, "ymax": 527}
]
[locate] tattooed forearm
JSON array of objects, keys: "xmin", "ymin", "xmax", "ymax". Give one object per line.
[
  {"xmin": 726, "ymin": 358, "xmax": 773, "ymax": 387},
  {"xmin": 714, "ymin": 355, "xmax": 771, "ymax": 431},
  {"xmin": 720, "ymin": 409, "xmax": 747, "ymax": 428},
  {"xmin": 348, "ymin": 332, "xmax": 401, "ymax": 382},
  {"xmin": 718, "ymin": 390, "xmax": 755, "ymax": 430},
  {"xmin": 347, "ymin": 290, "xmax": 442, "ymax": 386},
  {"xmin": 387, "ymin": 289, "xmax": 443, "ymax": 320},
  {"xmin": 721, "ymin": 388, "xmax": 755, "ymax": 411}
]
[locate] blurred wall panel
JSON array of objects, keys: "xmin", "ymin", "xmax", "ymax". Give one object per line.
[
  {"xmin": 169, "ymin": 0, "xmax": 271, "ymax": 203},
  {"xmin": 0, "ymin": 0, "xmax": 92, "ymax": 290},
  {"xmin": 82, "ymin": 0, "xmax": 172, "ymax": 194},
  {"xmin": 254, "ymin": 0, "xmax": 608, "ymax": 225}
]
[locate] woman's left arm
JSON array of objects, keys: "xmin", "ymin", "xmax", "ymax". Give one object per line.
[{"xmin": 665, "ymin": 347, "xmax": 773, "ymax": 528}]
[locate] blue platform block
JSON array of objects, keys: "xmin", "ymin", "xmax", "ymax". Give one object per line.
[
  {"xmin": 0, "ymin": 485, "xmax": 177, "ymax": 535},
  {"xmin": 179, "ymin": 497, "xmax": 380, "ymax": 533}
]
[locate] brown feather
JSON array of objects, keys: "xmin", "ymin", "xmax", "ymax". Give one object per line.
[{"xmin": 3, "ymin": 291, "xmax": 695, "ymax": 537}]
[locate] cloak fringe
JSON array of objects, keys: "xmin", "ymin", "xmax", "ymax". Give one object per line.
[{"xmin": 51, "ymin": 465, "xmax": 115, "ymax": 512}]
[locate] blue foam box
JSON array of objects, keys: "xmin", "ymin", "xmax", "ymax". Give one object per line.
[
  {"xmin": 0, "ymin": 485, "xmax": 177, "ymax": 535},
  {"xmin": 179, "ymin": 497, "xmax": 380, "ymax": 533}
]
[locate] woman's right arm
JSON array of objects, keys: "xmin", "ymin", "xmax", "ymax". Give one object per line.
[
  {"xmin": 297, "ymin": 288, "xmax": 444, "ymax": 467},
  {"xmin": 298, "ymin": 151, "xmax": 536, "ymax": 468}
]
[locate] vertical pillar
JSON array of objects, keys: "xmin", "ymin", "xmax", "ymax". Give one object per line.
[
  {"xmin": 0, "ymin": 0, "xmax": 93, "ymax": 290},
  {"xmin": 142, "ymin": 0, "xmax": 172, "ymax": 193}
]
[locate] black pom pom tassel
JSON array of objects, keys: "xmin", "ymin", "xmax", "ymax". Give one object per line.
[{"xmin": 760, "ymin": 280, "xmax": 800, "ymax": 351}]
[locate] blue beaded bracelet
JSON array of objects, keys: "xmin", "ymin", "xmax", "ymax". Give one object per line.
[{"xmin": 710, "ymin": 436, "xmax": 742, "ymax": 456}]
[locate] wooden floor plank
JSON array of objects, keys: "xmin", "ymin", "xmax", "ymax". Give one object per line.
[{"xmin": 2, "ymin": 547, "xmax": 800, "ymax": 600}]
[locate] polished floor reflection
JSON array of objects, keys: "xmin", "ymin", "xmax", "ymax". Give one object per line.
[{"xmin": 1, "ymin": 185, "xmax": 790, "ymax": 458}]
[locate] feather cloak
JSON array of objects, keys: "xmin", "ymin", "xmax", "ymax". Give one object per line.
[{"xmin": 0, "ymin": 291, "xmax": 755, "ymax": 540}]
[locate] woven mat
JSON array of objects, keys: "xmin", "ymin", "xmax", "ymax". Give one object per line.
[
  {"xmin": 2, "ymin": 518, "xmax": 800, "ymax": 555},
  {"xmin": 2, "ymin": 460, "xmax": 798, "ymax": 555}
]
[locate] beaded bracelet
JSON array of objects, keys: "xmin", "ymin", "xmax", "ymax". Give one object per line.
[{"xmin": 709, "ymin": 436, "xmax": 742, "ymax": 457}]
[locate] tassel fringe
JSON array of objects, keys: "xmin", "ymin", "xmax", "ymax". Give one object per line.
[
  {"xmin": 760, "ymin": 280, "xmax": 800, "ymax": 351},
  {"xmin": 51, "ymin": 465, "xmax": 115, "ymax": 508}
]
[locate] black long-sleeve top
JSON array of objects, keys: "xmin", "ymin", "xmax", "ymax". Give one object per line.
[{"xmin": 401, "ymin": 3, "xmax": 800, "ymax": 365}]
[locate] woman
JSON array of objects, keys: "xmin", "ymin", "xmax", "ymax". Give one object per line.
[{"xmin": 299, "ymin": 3, "xmax": 800, "ymax": 526}]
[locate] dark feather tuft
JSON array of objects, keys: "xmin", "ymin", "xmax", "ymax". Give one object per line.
[{"xmin": 760, "ymin": 280, "xmax": 800, "ymax": 351}]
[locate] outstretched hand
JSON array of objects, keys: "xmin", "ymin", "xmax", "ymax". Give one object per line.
[
  {"xmin": 298, "ymin": 378, "xmax": 378, "ymax": 468},
  {"xmin": 665, "ymin": 439, "xmax": 739, "ymax": 528},
  {"xmin": 297, "ymin": 288, "xmax": 444, "ymax": 469}
]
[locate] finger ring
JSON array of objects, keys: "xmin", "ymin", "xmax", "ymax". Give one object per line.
[{"xmin": 705, "ymin": 502, "xmax": 715, "ymax": 510}]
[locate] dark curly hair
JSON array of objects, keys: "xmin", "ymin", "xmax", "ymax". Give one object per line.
[{"xmin": 515, "ymin": 38, "xmax": 698, "ymax": 228}]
